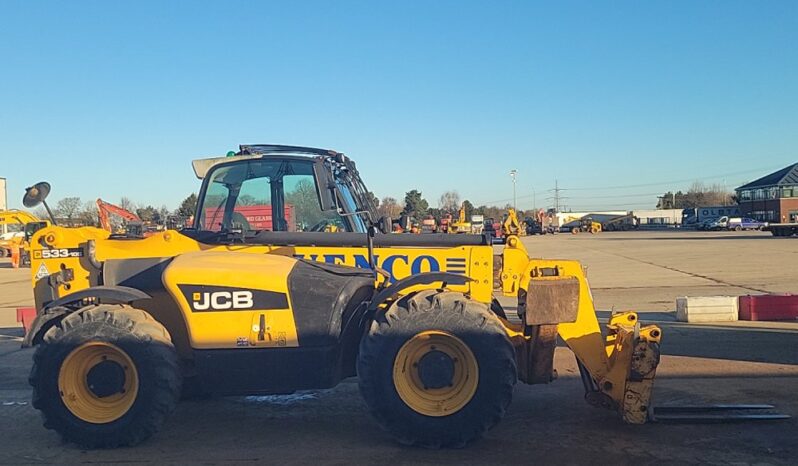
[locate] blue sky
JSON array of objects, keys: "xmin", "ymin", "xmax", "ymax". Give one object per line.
[{"xmin": 1, "ymin": 1, "xmax": 796, "ymax": 212}]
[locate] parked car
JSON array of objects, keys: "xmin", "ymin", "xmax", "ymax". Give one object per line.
[
  {"xmin": 696, "ymin": 217, "xmax": 718, "ymax": 230},
  {"xmin": 729, "ymin": 217, "xmax": 768, "ymax": 231},
  {"xmin": 707, "ymin": 216, "xmax": 737, "ymax": 230},
  {"xmin": 709, "ymin": 216, "xmax": 769, "ymax": 231}
]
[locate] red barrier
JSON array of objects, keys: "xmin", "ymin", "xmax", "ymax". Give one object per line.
[
  {"xmin": 739, "ymin": 295, "xmax": 798, "ymax": 321},
  {"xmin": 16, "ymin": 307, "xmax": 36, "ymax": 334}
]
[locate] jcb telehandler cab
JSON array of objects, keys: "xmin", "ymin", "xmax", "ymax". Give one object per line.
[{"xmin": 22, "ymin": 144, "xmax": 776, "ymax": 449}]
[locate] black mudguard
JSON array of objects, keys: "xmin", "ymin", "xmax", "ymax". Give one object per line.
[{"xmin": 22, "ymin": 286, "xmax": 151, "ymax": 347}]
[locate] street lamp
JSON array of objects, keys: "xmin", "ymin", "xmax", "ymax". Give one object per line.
[{"xmin": 510, "ymin": 169, "xmax": 517, "ymax": 210}]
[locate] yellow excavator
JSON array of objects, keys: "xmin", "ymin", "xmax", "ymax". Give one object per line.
[
  {"xmin": 501, "ymin": 208, "xmax": 524, "ymax": 237},
  {"xmin": 0, "ymin": 209, "xmax": 49, "ymax": 267},
  {"xmin": 20, "ymin": 145, "xmax": 787, "ymax": 449},
  {"xmin": 448, "ymin": 204, "xmax": 471, "ymax": 233}
]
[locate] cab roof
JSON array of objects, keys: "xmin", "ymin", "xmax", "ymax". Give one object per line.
[{"xmin": 191, "ymin": 144, "xmax": 345, "ymax": 179}]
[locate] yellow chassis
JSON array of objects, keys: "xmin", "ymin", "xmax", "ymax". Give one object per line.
[{"xmin": 29, "ymin": 226, "xmax": 661, "ymax": 424}]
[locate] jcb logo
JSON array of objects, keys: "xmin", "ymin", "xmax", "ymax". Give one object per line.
[{"xmin": 192, "ymin": 291, "xmax": 254, "ymax": 311}]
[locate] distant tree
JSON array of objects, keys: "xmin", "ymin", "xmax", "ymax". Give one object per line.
[
  {"xmin": 136, "ymin": 205, "xmax": 161, "ymax": 224},
  {"xmin": 55, "ymin": 197, "xmax": 82, "ymax": 225},
  {"xmin": 119, "ymin": 197, "xmax": 136, "ymax": 213},
  {"xmin": 438, "ymin": 191, "xmax": 461, "ymax": 213},
  {"xmin": 33, "ymin": 207, "xmax": 49, "ymax": 221},
  {"xmin": 477, "ymin": 205, "xmax": 504, "ymax": 221},
  {"xmin": 462, "ymin": 199, "xmax": 475, "ymax": 218},
  {"xmin": 377, "ymin": 197, "xmax": 402, "ymax": 219},
  {"xmin": 78, "ymin": 201, "xmax": 98, "ymax": 226},
  {"xmin": 657, "ymin": 182, "xmax": 734, "ymax": 209},
  {"xmin": 426, "ymin": 207, "xmax": 443, "ymax": 220},
  {"xmin": 177, "ymin": 193, "xmax": 198, "ymax": 218},
  {"xmin": 238, "ymin": 194, "xmax": 258, "ymax": 206},
  {"xmin": 401, "ymin": 190, "xmax": 428, "ymax": 217},
  {"xmin": 286, "ymin": 179, "xmax": 332, "ymax": 230},
  {"xmin": 159, "ymin": 205, "xmax": 171, "ymax": 222}
]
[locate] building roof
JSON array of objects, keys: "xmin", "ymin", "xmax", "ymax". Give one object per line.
[{"xmin": 737, "ymin": 162, "xmax": 798, "ymax": 190}]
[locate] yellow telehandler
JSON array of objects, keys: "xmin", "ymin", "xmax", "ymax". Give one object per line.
[{"xmin": 21, "ymin": 145, "xmax": 785, "ymax": 448}]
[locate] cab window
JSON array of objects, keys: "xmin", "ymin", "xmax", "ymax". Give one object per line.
[{"xmin": 198, "ymin": 159, "xmax": 349, "ymax": 232}]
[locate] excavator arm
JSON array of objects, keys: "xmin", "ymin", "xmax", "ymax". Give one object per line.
[
  {"xmin": 501, "ymin": 208, "xmax": 522, "ymax": 236},
  {"xmin": 0, "ymin": 209, "xmax": 41, "ymax": 226},
  {"xmin": 96, "ymin": 199, "xmax": 142, "ymax": 232}
]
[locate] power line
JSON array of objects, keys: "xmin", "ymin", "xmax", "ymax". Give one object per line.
[
  {"xmin": 566, "ymin": 191, "xmax": 663, "ymax": 200},
  {"xmin": 472, "ymin": 163, "xmax": 787, "ymax": 206},
  {"xmin": 560, "ymin": 164, "xmax": 787, "ymax": 191}
]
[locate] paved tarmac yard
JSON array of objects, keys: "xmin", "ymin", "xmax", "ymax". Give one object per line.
[{"xmin": 0, "ymin": 230, "xmax": 797, "ymax": 465}]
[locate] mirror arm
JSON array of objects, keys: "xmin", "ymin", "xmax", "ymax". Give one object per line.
[{"xmin": 42, "ymin": 200, "xmax": 57, "ymax": 226}]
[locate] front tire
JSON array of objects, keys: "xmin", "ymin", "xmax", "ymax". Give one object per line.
[
  {"xmin": 358, "ymin": 290, "xmax": 516, "ymax": 448},
  {"xmin": 29, "ymin": 304, "xmax": 181, "ymax": 448}
]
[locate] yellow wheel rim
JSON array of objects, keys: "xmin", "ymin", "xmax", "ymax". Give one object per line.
[
  {"xmin": 58, "ymin": 342, "xmax": 139, "ymax": 424},
  {"xmin": 393, "ymin": 330, "xmax": 478, "ymax": 417}
]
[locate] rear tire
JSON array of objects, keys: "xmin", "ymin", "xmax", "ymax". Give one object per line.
[
  {"xmin": 29, "ymin": 304, "xmax": 181, "ymax": 448},
  {"xmin": 358, "ymin": 290, "xmax": 516, "ymax": 448}
]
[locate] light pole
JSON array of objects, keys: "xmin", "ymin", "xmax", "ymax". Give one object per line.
[{"xmin": 510, "ymin": 169, "xmax": 517, "ymax": 210}]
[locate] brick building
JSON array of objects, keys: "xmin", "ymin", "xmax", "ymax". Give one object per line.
[{"xmin": 735, "ymin": 163, "xmax": 798, "ymax": 223}]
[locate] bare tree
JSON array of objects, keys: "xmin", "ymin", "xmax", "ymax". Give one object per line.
[
  {"xmin": 78, "ymin": 201, "xmax": 98, "ymax": 226},
  {"xmin": 159, "ymin": 205, "xmax": 171, "ymax": 222},
  {"xmin": 119, "ymin": 197, "xmax": 136, "ymax": 213},
  {"xmin": 55, "ymin": 197, "xmax": 83, "ymax": 225},
  {"xmin": 438, "ymin": 191, "xmax": 461, "ymax": 213},
  {"xmin": 658, "ymin": 181, "xmax": 735, "ymax": 209},
  {"xmin": 378, "ymin": 197, "xmax": 403, "ymax": 219}
]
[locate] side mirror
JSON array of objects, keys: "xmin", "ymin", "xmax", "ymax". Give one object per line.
[
  {"xmin": 313, "ymin": 163, "xmax": 337, "ymax": 211},
  {"xmin": 23, "ymin": 181, "xmax": 51, "ymax": 207},
  {"xmin": 377, "ymin": 216, "xmax": 392, "ymax": 234},
  {"xmin": 23, "ymin": 181, "xmax": 58, "ymax": 225}
]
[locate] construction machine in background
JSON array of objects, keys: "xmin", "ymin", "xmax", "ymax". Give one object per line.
[
  {"xmin": 470, "ymin": 214, "xmax": 484, "ymax": 234},
  {"xmin": 20, "ymin": 144, "xmax": 786, "ymax": 449},
  {"xmin": 420, "ymin": 215, "xmax": 437, "ymax": 234},
  {"xmin": 501, "ymin": 208, "xmax": 523, "ymax": 237},
  {"xmin": 96, "ymin": 199, "xmax": 149, "ymax": 237},
  {"xmin": 0, "ymin": 208, "xmax": 50, "ymax": 267},
  {"xmin": 524, "ymin": 209, "xmax": 555, "ymax": 235},
  {"xmin": 601, "ymin": 213, "xmax": 639, "ymax": 232},
  {"xmin": 570, "ymin": 217, "xmax": 602, "ymax": 234},
  {"xmin": 448, "ymin": 205, "xmax": 471, "ymax": 233},
  {"xmin": 0, "ymin": 231, "xmax": 24, "ymax": 258}
]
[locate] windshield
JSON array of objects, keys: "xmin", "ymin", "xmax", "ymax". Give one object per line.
[{"xmin": 196, "ymin": 159, "xmax": 352, "ymax": 233}]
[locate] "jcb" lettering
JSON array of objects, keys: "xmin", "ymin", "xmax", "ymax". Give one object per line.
[{"xmin": 193, "ymin": 291, "xmax": 254, "ymax": 310}]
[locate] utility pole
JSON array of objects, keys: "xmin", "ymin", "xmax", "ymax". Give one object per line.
[
  {"xmin": 554, "ymin": 179, "xmax": 561, "ymax": 212},
  {"xmin": 546, "ymin": 179, "xmax": 567, "ymax": 212},
  {"xmin": 510, "ymin": 169, "xmax": 517, "ymax": 210}
]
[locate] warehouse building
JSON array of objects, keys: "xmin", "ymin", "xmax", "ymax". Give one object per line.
[{"xmin": 736, "ymin": 163, "xmax": 798, "ymax": 223}]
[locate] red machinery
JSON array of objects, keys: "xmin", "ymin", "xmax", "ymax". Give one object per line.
[
  {"xmin": 96, "ymin": 199, "xmax": 147, "ymax": 236},
  {"xmin": 203, "ymin": 205, "xmax": 296, "ymax": 231}
]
